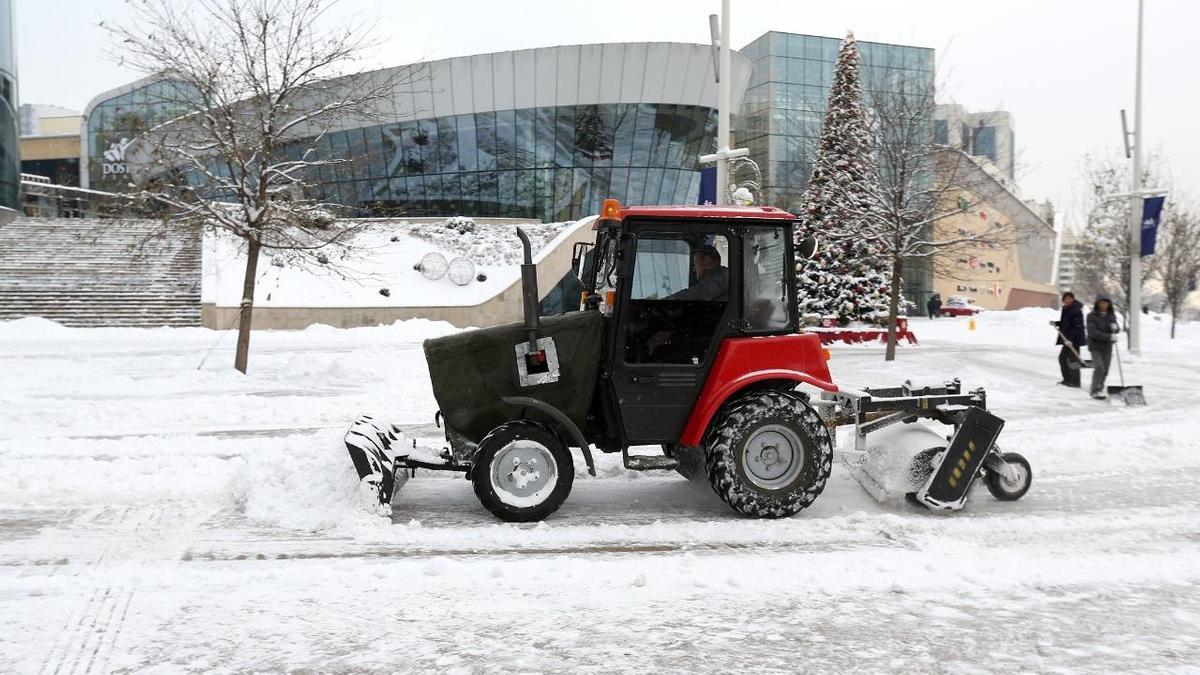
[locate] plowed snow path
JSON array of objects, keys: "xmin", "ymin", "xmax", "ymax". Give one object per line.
[{"xmin": 1, "ymin": 315, "xmax": 1199, "ymax": 672}]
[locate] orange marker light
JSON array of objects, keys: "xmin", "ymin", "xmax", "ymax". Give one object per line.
[
  {"xmin": 821, "ymin": 348, "xmax": 831, "ymax": 361},
  {"xmin": 599, "ymin": 198, "xmax": 621, "ymax": 220}
]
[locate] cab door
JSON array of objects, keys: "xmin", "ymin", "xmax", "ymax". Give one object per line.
[{"xmin": 610, "ymin": 225, "xmax": 738, "ymax": 444}]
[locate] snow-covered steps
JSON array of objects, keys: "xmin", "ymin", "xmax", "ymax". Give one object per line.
[{"xmin": 0, "ymin": 217, "xmax": 202, "ymax": 327}]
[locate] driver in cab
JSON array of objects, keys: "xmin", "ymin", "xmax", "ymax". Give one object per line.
[
  {"xmin": 644, "ymin": 246, "xmax": 729, "ymax": 357},
  {"xmin": 665, "ymin": 246, "xmax": 728, "ymax": 302}
]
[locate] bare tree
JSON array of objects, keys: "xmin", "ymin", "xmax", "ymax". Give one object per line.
[
  {"xmin": 1073, "ymin": 150, "xmax": 1167, "ymax": 314},
  {"xmin": 851, "ymin": 77, "xmax": 1022, "ymax": 361},
  {"xmin": 1155, "ymin": 199, "xmax": 1200, "ymax": 338},
  {"xmin": 103, "ymin": 0, "xmax": 421, "ymax": 373}
]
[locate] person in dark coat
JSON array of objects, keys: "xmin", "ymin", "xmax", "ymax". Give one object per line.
[
  {"xmin": 1052, "ymin": 291, "xmax": 1086, "ymax": 387},
  {"xmin": 926, "ymin": 294, "xmax": 942, "ymax": 318},
  {"xmin": 1086, "ymin": 294, "xmax": 1121, "ymax": 399}
]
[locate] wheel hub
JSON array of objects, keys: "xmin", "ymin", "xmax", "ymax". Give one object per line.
[
  {"xmin": 742, "ymin": 424, "xmax": 806, "ymax": 490},
  {"xmin": 490, "ymin": 441, "xmax": 557, "ymax": 504},
  {"xmin": 1002, "ymin": 464, "xmax": 1027, "ymax": 489}
]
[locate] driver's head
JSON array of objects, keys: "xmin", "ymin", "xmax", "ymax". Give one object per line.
[{"xmin": 692, "ymin": 246, "xmax": 721, "ymax": 279}]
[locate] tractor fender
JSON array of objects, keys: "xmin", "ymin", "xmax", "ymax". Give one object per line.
[
  {"xmin": 502, "ymin": 395, "xmax": 597, "ymax": 476},
  {"xmin": 678, "ymin": 335, "xmax": 838, "ymax": 448}
]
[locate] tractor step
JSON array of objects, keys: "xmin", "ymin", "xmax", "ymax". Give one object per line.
[{"xmin": 622, "ymin": 449, "xmax": 679, "ymax": 471}]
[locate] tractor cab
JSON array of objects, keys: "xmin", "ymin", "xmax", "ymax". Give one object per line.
[{"xmin": 580, "ymin": 201, "xmax": 817, "ymax": 451}]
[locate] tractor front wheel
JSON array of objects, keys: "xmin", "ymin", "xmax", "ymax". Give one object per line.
[
  {"xmin": 471, "ymin": 421, "xmax": 574, "ymax": 522},
  {"xmin": 704, "ymin": 390, "xmax": 833, "ymax": 518}
]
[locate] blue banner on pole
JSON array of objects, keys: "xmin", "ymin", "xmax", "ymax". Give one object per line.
[
  {"xmin": 1141, "ymin": 195, "xmax": 1165, "ymax": 256},
  {"xmin": 698, "ymin": 167, "xmax": 717, "ymax": 205}
]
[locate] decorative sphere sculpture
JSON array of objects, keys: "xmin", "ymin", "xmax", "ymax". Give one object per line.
[
  {"xmin": 447, "ymin": 257, "xmax": 476, "ymax": 286},
  {"xmin": 418, "ymin": 252, "xmax": 448, "ymax": 280}
]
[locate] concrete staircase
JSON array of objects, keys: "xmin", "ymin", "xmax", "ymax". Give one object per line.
[{"xmin": 0, "ymin": 217, "xmax": 202, "ymax": 327}]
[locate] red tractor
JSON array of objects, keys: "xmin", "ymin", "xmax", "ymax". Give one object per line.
[{"xmin": 346, "ymin": 200, "xmax": 1031, "ymax": 521}]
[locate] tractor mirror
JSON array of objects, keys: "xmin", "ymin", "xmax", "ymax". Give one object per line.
[
  {"xmin": 571, "ymin": 241, "xmax": 594, "ymax": 283},
  {"xmin": 798, "ymin": 234, "xmax": 819, "ymax": 260}
]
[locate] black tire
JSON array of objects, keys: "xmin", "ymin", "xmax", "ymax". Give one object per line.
[
  {"xmin": 704, "ymin": 390, "xmax": 833, "ymax": 518},
  {"xmin": 470, "ymin": 421, "xmax": 574, "ymax": 522},
  {"xmin": 665, "ymin": 444, "xmax": 706, "ymax": 481},
  {"xmin": 984, "ymin": 452, "xmax": 1032, "ymax": 501}
]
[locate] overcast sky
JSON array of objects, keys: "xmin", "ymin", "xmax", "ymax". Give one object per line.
[{"xmin": 14, "ymin": 0, "xmax": 1199, "ymax": 229}]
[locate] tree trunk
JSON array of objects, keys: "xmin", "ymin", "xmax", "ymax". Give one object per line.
[
  {"xmin": 234, "ymin": 238, "xmax": 262, "ymax": 374},
  {"xmin": 1171, "ymin": 307, "xmax": 1176, "ymax": 339},
  {"xmin": 884, "ymin": 252, "xmax": 903, "ymax": 362}
]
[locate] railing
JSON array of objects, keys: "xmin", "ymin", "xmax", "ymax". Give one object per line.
[{"xmin": 19, "ymin": 177, "xmax": 140, "ymax": 219}]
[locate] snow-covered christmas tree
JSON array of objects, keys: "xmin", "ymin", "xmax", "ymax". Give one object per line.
[{"xmin": 795, "ymin": 33, "xmax": 892, "ymax": 325}]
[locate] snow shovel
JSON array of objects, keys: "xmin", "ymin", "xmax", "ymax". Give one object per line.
[
  {"xmin": 1055, "ymin": 328, "xmax": 1093, "ymax": 368},
  {"xmin": 1107, "ymin": 343, "xmax": 1145, "ymax": 406}
]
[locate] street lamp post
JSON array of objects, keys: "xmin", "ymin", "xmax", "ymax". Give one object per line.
[
  {"xmin": 1127, "ymin": 0, "xmax": 1145, "ymax": 353},
  {"xmin": 701, "ymin": 0, "xmax": 748, "ymax": 205}
]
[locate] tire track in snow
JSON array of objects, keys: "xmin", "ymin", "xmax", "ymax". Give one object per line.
[
  {"xmin": 32, "ymin": 504, "xmax": 216, "ymax": 675},
  {"xmin": 36, "ymin": 506, "xmax": 140, "ymax": 675}
]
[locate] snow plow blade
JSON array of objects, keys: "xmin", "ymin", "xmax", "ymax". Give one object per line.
[{"xmin": 344, "ymin": 415, "xmax": 406, "ymax": 509}]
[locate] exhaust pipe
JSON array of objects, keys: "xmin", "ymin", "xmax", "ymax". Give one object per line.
[{"xmin": 515, "ymin": 227, "xmax": 539, "ymax": 350}]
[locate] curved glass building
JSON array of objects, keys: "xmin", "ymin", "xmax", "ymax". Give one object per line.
[
  {"xmin": 81, "ymin": 34, "xmax": 934, "ymax": 230},
  {"xmin": 84, "ymin": 43, "xmax": 753, "ymax": 223},
  {"xmin": 0, "ymin": 0, "xmax": 19, "ymax": 224},
  {"xmin": 82, "ymin": 76, "xmax": 199, "ymax": 192}
]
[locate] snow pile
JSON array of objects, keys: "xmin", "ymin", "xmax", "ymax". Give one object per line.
[
  {"xmin": 229, "ymin": 428, "xmax": 387, "ymax": 533},
  {"xmin": 204, "ymin": 218, "xmax": 577, "ymax": 308}
]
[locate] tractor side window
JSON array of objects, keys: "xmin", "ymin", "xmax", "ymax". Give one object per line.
[
  {"xmin": 630, "ymin": 239, "xmax": 692, "ymax": 299},
  {"xmin": 744, "ymin": 226, "xmax": 789, "ymax": 331},
  {"xmin": 625, "ymin": 233, "xmax": 730, "ymax": 364}
]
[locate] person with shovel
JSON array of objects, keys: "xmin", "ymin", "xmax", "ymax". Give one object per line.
[
  {"xmin": 1052, "ymin": 292, "xmax": 1086, "ymax": 387},
  {"xmin": 1087, "ymin": 294, "xmax": 1121, "ymax": 400}
]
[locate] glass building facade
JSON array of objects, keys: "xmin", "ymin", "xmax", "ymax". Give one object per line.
[
  {"xmin": 737, "ymin": 31, "xmax": 935, "ymax": 212},
  {"xmin": 84, "ymin": 78, "xmax": 199, "ymax": 191},
  {"xmin": 301, "ymin": 103, "xmax": 716, "ymax": 222},
  {"xmin": 84, "ymin": 43, "xmax": 752, "ymax": 224},
  {"xmin": 736, "ymin": 31, "xmax": 936, "ymax": 307},
  {"xmin": 0, "ymin": 0, "xmax": 19, "ymax": 223}
]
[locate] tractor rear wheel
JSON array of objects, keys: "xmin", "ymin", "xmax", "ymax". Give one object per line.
[
  {"xmin": 471, "ymin": 421, "xmax": 574, "ymax": 522},
  {"xmin": 704, "ymin": 390, "xmax": 832, "ymax": 518}
]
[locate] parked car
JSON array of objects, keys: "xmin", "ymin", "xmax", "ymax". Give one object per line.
[{"xmin": 940, "ymin": 296, "xmax": 984, "ymax": 317}]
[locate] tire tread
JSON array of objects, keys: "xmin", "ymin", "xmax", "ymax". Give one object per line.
[{"xmin": 703, "ymin": 390, "xmax": 833, "ymax": 518}]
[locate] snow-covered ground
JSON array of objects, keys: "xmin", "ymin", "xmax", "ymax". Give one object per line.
[
  {"xmin": 203, "ymin": 219, "xmax": 575, "ymax": 308},
  {"xmin": 2, "ymin": 310, "xmax": 1199, "ymax": 672}
]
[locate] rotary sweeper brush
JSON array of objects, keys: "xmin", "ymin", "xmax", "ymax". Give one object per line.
[
  {"xmin": 815, "ymin": 380, "xmax": 1031, "ymax": 508},
  {"xmin": 344, "ymin": 200, "xmax": 1032, "ymax": 522}
]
